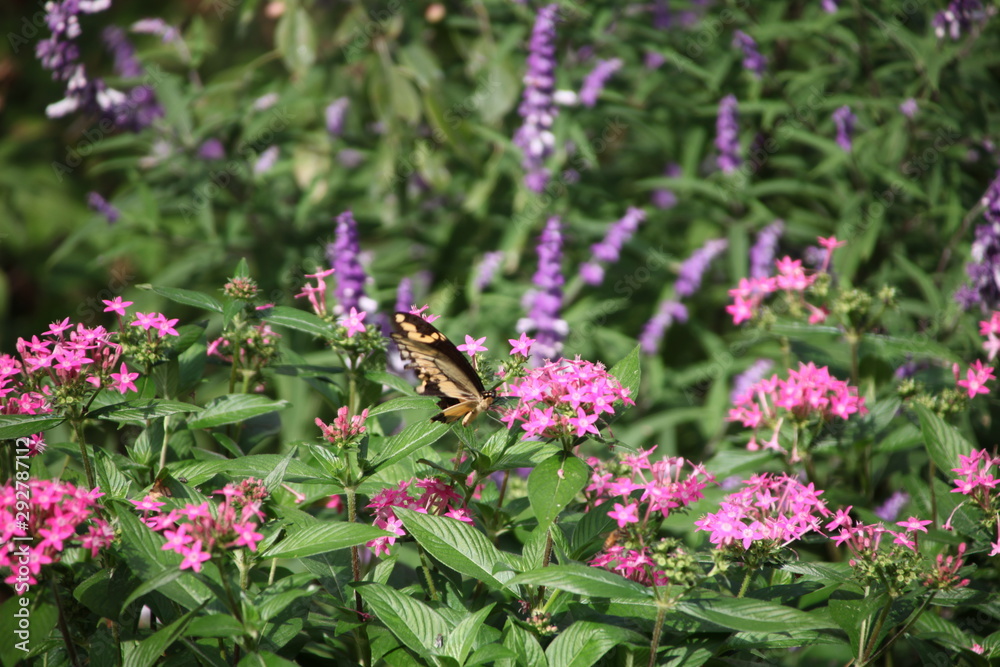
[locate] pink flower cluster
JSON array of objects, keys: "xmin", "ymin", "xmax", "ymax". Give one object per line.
[
  {"xmin": 316, "ymin": 406, "xmax": 369, "ymax": 446},
  {"xmin": 207, "ymin": 323, "xmax": 280, "ymax": 363},
  {"xmin": 501, "ymin": 357, "xmax": 634, "ymax": 440},
  {"xmin": 728, "ymin": 361, "xmax": 867, "ymax": 459},
  {"xmin": 366, "ymin": 478, "xmax": 473, "ymax": 557},
  {"xmin": 295, "ymin": 268, "xmax": 371, "ymax": 338},
  {"xmin": 827, "ymin": 510, "xmax": 936, "ymax": 560},
  {"xmin": 134, "ymin": 478, "xmax": 268, "ymax": 573},
  {"xmin": 726, "ymin": 236, "xmax": 844, "ymax": 325},
  {"xmin": 694, "ymin": 473, "xmax": 831, "ymax": 551},
  {"xmin": 0, "ymin": 480, "xmax": 113, "ymax": 588},
  {"xmin": 586, "ymin": 448, "xmax": 714, "ymax": 526},
  {"xmin": 948, "ymin": 448, "xmax": 1000, "ymax": 555},
  {"xmin": 590, "ymin": 545, "xmax": 668, "ymax": 587}
]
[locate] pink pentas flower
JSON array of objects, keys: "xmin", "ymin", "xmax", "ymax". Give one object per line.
[
  {"xmin": 364, "ymin": 477, "xmax": 472, "ymax": 557},
  {"xmin": 608, "ymin": 502, "xmax": 640, "ymax": 528},
  {"xmin": 457, "ymin": 335, "xmax": 487, "ymax": 356},
  {"xmin": 342, "ymin": 307, "xmax": 367, "ymax": 338},
  {"xmin": 729, "ymin": 362, "xmax": 866, "ymax": 460},
  {"xmin": 509, "ymin": 332, "xmax": 535, "ymax": 356},
  {"xmin": 316, "ymin": 406, "xmax": 368, "ymax": 447},
  {"xmin": 501, "ymin": 357, "xmax": 633, "ymax": 441},
  {"xmin": 590, "ymin": 545, "xmax": 669, "ymax": 586},
  {"xmin": 142, "ymin": 478, "xmax": 270, "ymax": 571},
  {"xmin": 0, "ymin": 480, "xmax": 111, "ymax": 587},
  {"xmin": 110, "ymin": 362, "xmax": 139, "ymax": 393},
  {"xmin": 102, "ymin": 296, "xmax": 133, "ymax": 316},
  {"xmin": 407, "ymin": 305, "xmax": 441, "ymax": 323},
  {"xmin": 956, "ymin": 360, "xmax": 995, "ymax": 398},
  {"xmin": 694, "ymin": 473, "xmax": 831, "ymax": 553}
]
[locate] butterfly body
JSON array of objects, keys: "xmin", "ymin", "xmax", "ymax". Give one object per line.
[{"xmin": 390, "ymin": 312, "xmax": 496, "ymax": 426}]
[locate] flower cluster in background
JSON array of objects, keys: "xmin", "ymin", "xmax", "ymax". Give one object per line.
[
  {"xmin": 135, "ymin": 479, "xmax": 269, "ymax": 573},
  {"xmin": 366, "ymin": 478, "xmax": 472, "ymax": 557},
  {"xmin": 513, "ymin": 4, "xmax": 559, "ymax": 192},
  {"xmin": 0, "ymin": 480, "xmax": 112, "ymax": 587},
  {"xmin": 518, "ymin": 217, "xmax": 567, "ymax": 361},
  {"xmin": 316, "ymin": 406, "xmax": 369, "ymax": 449}
]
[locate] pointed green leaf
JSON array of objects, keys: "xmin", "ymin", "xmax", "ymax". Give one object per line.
[
  {"xmin": 187, "ymin": 394, "xmax": 288, "ymax": 429},
  {"xmin": 396, "ymin": 507, "xmax": 515, "ymax": 587},
  {"xmin": 528, "ymin": 455, "xmax": 589, "ymax": 535},
  {"xmin": 355, "ymin": 582, "xmax": 451, "ymax": 658},
  {"xmin": 367, "ymin": 421, "xmax": 450, "ymax": 472},
  {"xmin": 265, "ymin": 306, "xmax": 333, "ymax": 338},
  {"xmin": 608, "ymin": 344, "xmax": 641, "ymax": 407},
  {"xmin": 507, "ymin": 564, "xmax": 651, "ymax": 600},
  {"xmin": 124, "ymin": 603, "xmax": 204, "ymax": 667},
  {"xmin": 89, "ymin": 399, "xmax": 200, "ymax": 425},
  {"xmin": 677, "ymin": 597, "xmax": 839, "ymax": 632},
  {"xmin": 545, "ymin": 620, "xmax": 639, "ymax": 667},
  {"xmin": 262, "ymin": 522, "xmax": 389, "ymax": 559},
  {"xmin": 914, "ymin": 403, "xmax": 971, "ymax": 475},
  {"xmin": 0, "ymin": 414, "xmax": 64, "ymax": 439},
  {"xmin": 138, "ymin": 284, "xmax": 223, "ymax": 313},
  {"xmin": 445, "ymin": 604, "xmax": 495, "ymax": 664}
]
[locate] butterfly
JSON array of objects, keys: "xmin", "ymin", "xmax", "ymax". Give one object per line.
[{"xmin": 390, "ymin": 312, "xmax": 496, "ymax": 426}]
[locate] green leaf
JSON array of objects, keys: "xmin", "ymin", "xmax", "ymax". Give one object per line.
[
  {"xmin": 396, "ymin": 507, "xmax": 516, "ymax": 588},
  {"xmin": 545, "ymin": 621, "xmax": 639, "ymax": 667},
  {"xmin": 265, "ymin": 306, "xmax": 333, "ymax": 339},
  {"xmin": 170, "ymin": 455, "xmax": 319, "ymax": 485},
  {"xmin": 138, "ymin": 284, "xmax": 223, "ymax": 313},
  {"xmin": 187, "ymin": 394, "xmax": 288, "ymax": 429},
  {"xmin": 124, "ymin": 603, "xmax": 205, "ymax": 667},
  {"xmin": 445, "ymin": 604, "xmax": 495, "ymax": 664},
  {"xmin": 262, "ymin": 522, "xmax": 389, "ymax": 559},
  {"xmin": 185, "ymin": 614, "xmax": 244, "ymax": 639},
  {"xmin": 275, "ymin": 4, "xmax": 317, "ymax": 77},
  {"xmin": 367, "ymin": 421, "xmax": 450, "ymax": 472},
  {"xmin": 355, "ymin": 582, "xmax": 451, "ymax": 658},
  {"xmin": 677, "ymin": 597, "xmax": 839, "ymax": 633},
  {"xmin": 608, "ymin": 344, "xmax": 641, "ymax": 407},
  {"xmin": 365, "ymin": 369, "xmax": 415, "ymax": 395},
  {"xmin": 528, "ymin": 455, "xmax": 589, "ymax": 535},
  {"xmin": 0, "ymin": 414, "xmax": 64, "ymax": 439},
  {"xmin": 507, "ymin": 564, "xmax": 651, "ymax": 600},
  {"xmin": 367, "ymin": 395, "xmax": 437, "ymax": 417},
  {"xmin": 89, "ymin": 399, "xmax": 201, "ymax": 425},
  {"xmin": 914, "ymin": 403, "xmax": 971, "ymax": 475}
]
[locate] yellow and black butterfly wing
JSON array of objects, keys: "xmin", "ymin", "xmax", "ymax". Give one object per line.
[{"xmin": 390, "ymin": 312, "xmax": 495, "ymax": 425}]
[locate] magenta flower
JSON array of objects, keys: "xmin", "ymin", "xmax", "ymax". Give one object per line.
[
  {"xmin": 608, "ymin": 502, "xmax": 640, "ymax": 528},
  {"xmin": 316, "ymin": 407, "xmax": 369, "ymax": 447},
  {"xmin": 456, "ymin": 335, "xmax": 488, "ymax": 356},
  {"xmin": 956, "ymin": 359, "xmax": 995, "ymax": 397},
  {"xmin": 102, "ymin": 296, "xmax": 133, "ymax": 316},
  {"xmin": 0, "ymin": 480, "xmax": 111, "ymax": 587},
  {"xmin": 694, "ymin": 473, "xmax": 831, "ymax": 553},
  {"xmin": 342, "ymin": 307, "xmax": 367, "ymax": 338},
  {"xmin": 502, "ymin": 357, "xmax": 633, "ymax": 440},
  {"xmin": 366, "ymin": 478, "xmax": 470, "ymax": 557},
  {"xmin": 509, "ymin": 332, "xmax": 536, "ymax": 357}
]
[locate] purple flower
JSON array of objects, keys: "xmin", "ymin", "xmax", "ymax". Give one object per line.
[
  {"xmin": 899, "ymin": 98, "xmax": 918, "ymax": 118},
  {"xmin": 87, "ymin": 191, "xmax": 120, "ymax": 224},
  {"xmin": 579, "ymin": 58, "xmax": 623, "ymax": 107},
  {"xmin": 198, "ymin": 139, "xmax": 225, "ymax": 160},
  {"xmin": 749, "ymin": 220, "xmax": 784, "ymax": 279},
  {"xmin": 652, "ymin": 163, "xmax": 681, "ymax": 209},
  {"xmin": 873, "ymin": 490, "xmax": 909, "ymax": 522},
  {"xmin": 639, "ymin": 300, "xmax": 688, "ymax": 355},
  {"xmin": 581, "ymin": 207, "xmax": 646, "ymax": 286},
  {"xmin": 513, "ymin": 5, "xmax": 559, "ymax": 193},
  {"xmin": 475, "ymin": 251, "xmax": 505, "ymax": 291},
  {"xmin": 732, "ymin": 30, "xmax": 767, "ymax": 78},
  {"xmin": 517, "ymin": 217, "xmax": 567, "ymax": 361},
  {"xmin": 676, "ymin": 238, "xmax": 728, "ymax": 298},
  {"xmin": 337, "ymin": 149, "xmax": 365, "ymax": 168},
  {"xmin": 715, "ymin": 94, "xmax": 741, "ymax": 174},
  {"xmin": 933, "ymin": 1, "xmax": 986, "ymax": 40},
  {"xmin": 982, "ymin": 169, "xmax": 1000, "ymax": 224},
  {"xmin": 395, "ymin": 277, "xmax": 413, "ymax": 314},
  {"xmin": 131, "ymin": 18, "xmax": 180, "ymax": 44},
  {"xmin": 958, "ymin": 217, "xmax": 1000, "ymax": 311},
  {"xmin": 327, "ymin": 211, "xmax": 373, "ymax": 316},
  {"xmin": 325, "ymin": 97, "xmax": 350, "ymax": 136},
  {"xmin": 822, "ymin": 0, "xmax": 839, "ymax": 12},
  {"xmin": 730, "ymin": 359, "xmax": 773, "ymax": 403},
  {"xmin": 832, "ymin": 105, "xmax": 856, "ymax": 152},
  {"xmin": 253, "ymin": 146, "xmax": 279, "ymax": 175},
  {"xmin": 102, "ymin": 26, "xmax": 163, "ymax": 131},
  {"xmin": 645, "ymin": 51, "xmax": 666, "ymax": 70}
]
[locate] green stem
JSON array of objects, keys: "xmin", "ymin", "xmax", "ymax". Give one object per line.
[
  {"xmin": 647, "ymin": 605, "xmax": 668, "ymax": 667},
  {"xmin": 50, "ymin": 572, "xmax": 82, "ymax": 667},
  {"xmin": 737, "ymin": 567, "xmax": 754, "ymax": 598},
  {"xmin": 866, "ymin": 593, "xmax": 936, "ymax": 665},
  {"xmin": 158, "ymin": 415, "xmax": 171, "ymax": 471},
  {"xmin": 72, "ymin": 418, "xmax": 96, "ymax": 490},
  {"xmin": 860, "ymin": 597, "xmax": 894, "ymax": 665}
]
